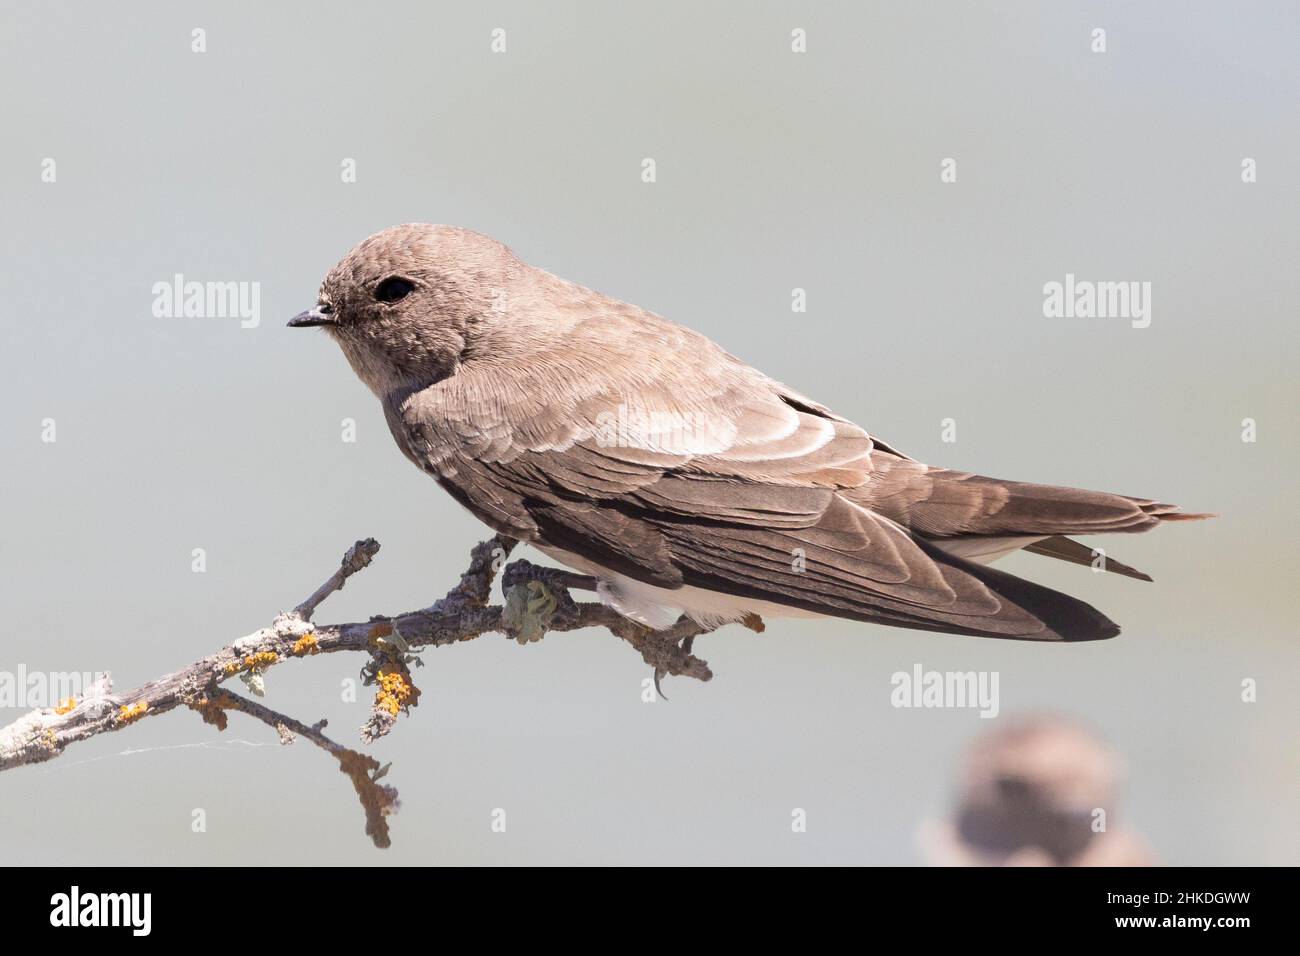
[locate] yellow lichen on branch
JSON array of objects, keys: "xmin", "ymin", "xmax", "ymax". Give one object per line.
[
  {"xmin": 189, "ymin": 694, "xmax": 230, "ymax": 731},
  {"xmin": 291, "ymin": 632, "xmax": 320, "ymax": 656},
  {"xmin": 116, "ymin": 701, "xmax": 149, "ymax": 724},
  {"xmin": 224, "ymin": 650, "xmax": 280, "ymax": 676},
  {"xmin": 375, "ymin": 666, "xmax": 417, "ymax": 716},
  {"xmin": 244, "ymin": 651, "xmax": 278, "ymax": 670}
]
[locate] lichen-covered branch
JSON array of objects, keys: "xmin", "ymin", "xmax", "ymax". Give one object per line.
[
  {"xmin": 0, "ymin": 535, "xmax": 724, "ymax": 847},
  {"xmin": 197, "ymin": 688, "xmax": 401, "ymax": 848}
]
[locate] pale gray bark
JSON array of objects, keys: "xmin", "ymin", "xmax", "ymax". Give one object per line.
[{"xmin": 0, "ymin": 536, "xmax": 720, "ymax": 847}]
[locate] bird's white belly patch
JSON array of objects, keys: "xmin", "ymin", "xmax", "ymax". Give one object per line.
[{"xmin": 533, "ymin": 545, "xmax": 822, "ymax": 630}]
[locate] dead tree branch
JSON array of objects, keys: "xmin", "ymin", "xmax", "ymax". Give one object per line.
[{"xmin": 0, "ymin": 536, "xmax": 727, "ymax": 847}]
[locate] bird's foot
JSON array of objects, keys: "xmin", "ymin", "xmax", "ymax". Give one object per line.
[{"xmin": 650, "ymin": 617, "xmax": 716, "ymax": 699}]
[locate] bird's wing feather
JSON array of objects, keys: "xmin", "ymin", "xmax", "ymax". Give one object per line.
[
  {"xmin": 386, "ymin": 315, "xmax": 1124, "ymax": 640},
  {"xmin": 848, "ymin": 453, "xmax": 1189, "ymax": 536}
]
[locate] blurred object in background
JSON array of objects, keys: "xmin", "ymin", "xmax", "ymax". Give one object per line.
[{"xmin": 919, "ymin": 716, "xmax": 1156, "ymax": 866}]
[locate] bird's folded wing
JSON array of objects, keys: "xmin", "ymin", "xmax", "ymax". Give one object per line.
[{"xmin": 393, "ymin": 350, "xmax": 1120, "ymax": 640}]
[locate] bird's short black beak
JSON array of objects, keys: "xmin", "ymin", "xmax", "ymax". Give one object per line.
[{"xmin": 288, "ymin": 307, "xmax": 335, "ymax": 328}]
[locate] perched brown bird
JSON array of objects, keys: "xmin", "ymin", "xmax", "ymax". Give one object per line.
[
  {"xmin": 919, "ymin": 716, "xmax": 1156, "ymax": 866},
  {"xmin": 290, "ymin": 224, "xmax": 1207, "ymax": 641}
]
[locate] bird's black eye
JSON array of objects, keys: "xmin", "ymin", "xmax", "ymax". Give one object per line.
[{"xmin": 375, "ymin": 277, "xmax": 416, "ymax": 303}]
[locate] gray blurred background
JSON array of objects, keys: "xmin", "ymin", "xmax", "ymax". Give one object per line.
[{"xmin": 1, "ymin": 1, "xmax": 1295, "ymax": 865}]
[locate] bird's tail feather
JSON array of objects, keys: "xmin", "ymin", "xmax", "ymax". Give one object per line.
[{"xmin": 1022, "ymin": 535, "xmax": 1153, "ymax": 582}]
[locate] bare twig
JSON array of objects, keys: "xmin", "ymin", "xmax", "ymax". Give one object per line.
[
  {"xmin": 200, "ymin": 689, "xmax": 400, "ymax": 848},
  {"xmin": 293, "ymin": 537, "xmax": 381, "ymax": 620},
  {"xmin": 0, "ymin": 535, "xmax": 727, "ymax": 847}
]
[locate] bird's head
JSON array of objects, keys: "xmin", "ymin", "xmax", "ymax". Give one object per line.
[{"xmin": 289, "ymin": 223, "xmax": 523, "ymax": 395}]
